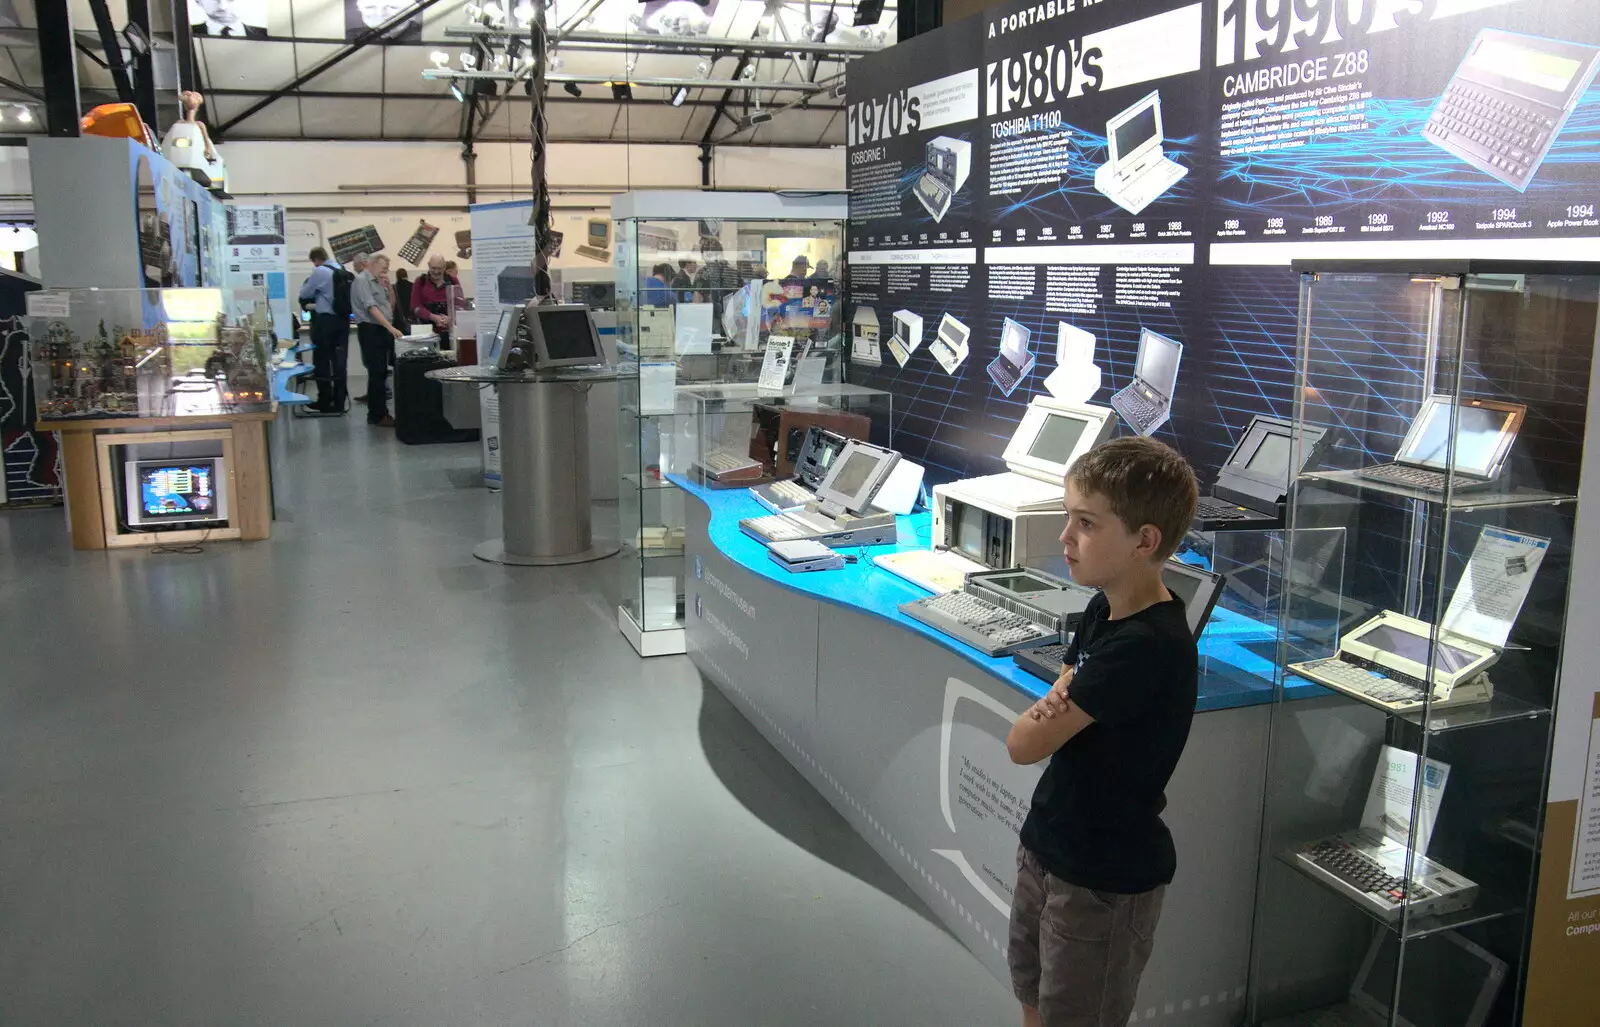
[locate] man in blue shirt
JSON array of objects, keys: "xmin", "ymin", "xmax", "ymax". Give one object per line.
[{"xmin": 298, "ymin": 247, "xmax": 348, "ymax": 412}]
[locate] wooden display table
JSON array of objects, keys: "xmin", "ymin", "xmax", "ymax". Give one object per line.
[{"xmin": 38, "ymin": 408, "xmax": 276, "ymax": 550}]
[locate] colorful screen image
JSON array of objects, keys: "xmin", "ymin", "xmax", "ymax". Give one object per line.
[{"xmin": 139, "ymin": 462, "xmax": 218, "ymax": 520}]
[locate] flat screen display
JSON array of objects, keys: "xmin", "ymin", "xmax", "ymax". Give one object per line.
[
  {"xmin": 1402, "ymin": 400, "xmax": 1513, "ymax": 475},
  {"xmin": 1469, "ymin": 37, "xmax": 1582, "ymax": 93},
  {"xmin": 1355, "ymin": 623, "xmax": 1481, "ymax": 674},
  {"xmin": 1028, "ymin": 414, "xmax": 1090, "ymax": 465},
  {"xmin": 1114, "ymin": 104, "xmax": 1159, "ymax": 161},
  {"xmin": 1000, "ymin": 318, "xmax": 1030, "ymax": 359},
  {"xmin": 1243, "ymin": 431, "xmax": 1293, "ymax": 479},
  {"xmin": 984, "ymin": 571, "xmax": 1058, "ymax": 597},
  {"xmin": 486, "ymin": 309, "xmax": 514, "ymax": 364},
  {"xmin": 139, "ymin": 461, "xmax": 218, "ymax": 520},
  {"xmin": 939, "ymin": 315, "xmax": 970, "ymax": 348},
  {"xmin": 826, "ymin": 451, "xmax": 879, "ymax": 500},
  {"xmin": 538, "ymin": 309, "xmax": 600, "ymax": 362},
  {"xmin": 1134, "ymin": 329, "xmax": 1181, "ymax": 397}
]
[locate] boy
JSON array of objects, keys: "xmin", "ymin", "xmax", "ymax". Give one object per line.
[{"xmin": 1005, "ymin": 436, "xmax": 1200, "ymax": 1027}]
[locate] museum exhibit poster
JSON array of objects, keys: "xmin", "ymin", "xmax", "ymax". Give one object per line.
[{"xmin": 224, "ymin": 204, "xmax": 293, "ymax": 341}]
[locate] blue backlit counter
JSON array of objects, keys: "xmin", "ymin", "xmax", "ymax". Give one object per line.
[{"xmin": 675, "ymin": 475, "xmax": 1296, "ymax": 1027}]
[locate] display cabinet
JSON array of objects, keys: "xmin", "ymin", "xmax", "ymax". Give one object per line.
[
  {"xmin": 1247, "ymin": 262, "xmax": 1599, "ymax": 1027},
  {"xmin": 611, "ymin": 190, "xmax": 849, "ymax": 656}
]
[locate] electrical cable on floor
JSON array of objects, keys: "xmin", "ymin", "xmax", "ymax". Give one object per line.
[{"xmin": 150, "ymin": 528, "xmax": 212, "ymax": 556}]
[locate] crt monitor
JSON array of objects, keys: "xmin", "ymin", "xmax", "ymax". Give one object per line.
[
  {"xmin": 524, "ymin": 302, "xmax": 605, "ymax": 368},
  {"xmin": 1108, "ymin": 91, "xmax": 1163, "ymax": 168},
  {"xmin": 1134, "ymin": 328, "xmax": 1182, "ymax": 399},
  {"xmin": 1005, "ymin": 398, "xmax": 1112, "ymax": 483},
  {"xmin": 124, "ymin": 457, "xmax": 228, "ymax": 527}
]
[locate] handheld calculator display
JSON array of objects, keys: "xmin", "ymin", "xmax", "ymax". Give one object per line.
[{"xmin": 1423, "ymin": 30, "xmax": 1600, "ymax": 192}]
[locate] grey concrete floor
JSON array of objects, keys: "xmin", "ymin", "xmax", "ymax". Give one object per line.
[{"xmin": 0, "ymin": 415, "xmax": 1015, "ymax": 1026}]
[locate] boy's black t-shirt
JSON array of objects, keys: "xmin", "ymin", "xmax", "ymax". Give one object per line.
[{"xmin": 1018, "ymin": 591, "xmax": 1198, "ymax": 894}]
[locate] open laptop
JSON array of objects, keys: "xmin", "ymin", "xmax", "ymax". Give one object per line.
[
  {"xmin": 951, "ymin": 397, "xmax": 1115, "ymax": 514},
  {"xmin": 1194, "ymin": 416, "xmax": 1332, "ymax": 532},
  {"xmin": 1110, "ymin": 328, "xmax": 1182, "ymax": 435},
  {"xmin": 930, "ymin": 313, "xmax": 972, "ymax": 374},
  {"xmin": 986, "ymin": 318, "xmax": 1036, "ymax": 397},
  {"xmin": 1354, "ymin": 396, "xmax": 1526, "ymax": 494},
  {"xmin": 1266, "ymin": 928, "xmax": 1505, "ymax": 1027},
  {"xmin": 1012, "ymin": 560, "xmax": 1226, "ymax": 683},
  {"xmin": 1289, "ymin": 610, "xmax": 1499, "ymax": 713},
  {"xmin": 1093, "ymin": 91, "xmax": 1189, "ymax": 215},
  {"xmin": 740, "ymin": 440, "xmax": 901, "ymax": 548},
  {"xmin": 751, "ymin": 426, "xmax": 850, "ymax": 513}
]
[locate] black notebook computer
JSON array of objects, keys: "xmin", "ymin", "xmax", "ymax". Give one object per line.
[{"xmin": 1193, "ymin": 415, "xmax": 1331, "ymax": 532}]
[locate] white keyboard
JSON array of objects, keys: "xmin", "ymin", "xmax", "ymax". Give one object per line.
[
  {"xmin": 745, "ymin": 514, "xmax": 806, "ymax": 542},
  {"xmin": 874, "ymin": 549, "xmax": 988, "ymax": 593},
  {"xmin": 704, "ymin": 451, "xmax": 758, "ymax": 474},
  {"xmin": 768, "ymin": 480, "xmax": 813, "ymax": 505},
  {"xmin": 958, "ymin": 472, "xmax": 1064, "ymax": 512},
  {"xmin": 1111, "ymin": 156, "xmax": 1187, "ymax": 214}
]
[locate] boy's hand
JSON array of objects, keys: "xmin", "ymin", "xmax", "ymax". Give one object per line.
[{"xmin": 1029, "ymin": 668, "xmax": 1074, "ymax": 720}]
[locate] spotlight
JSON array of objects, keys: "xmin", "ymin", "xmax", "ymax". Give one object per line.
[
  {"xmin": 549, "ymin": 55, "xmax": 563, "ymax": 71},
  {"xmin": 430, "ymin": 50, "xmax": 449, "ymax": 65},
  {"xmin": 513, "ymin": 1, "xmax": 533, "ymax": 23},
  {"xmin": 853, "ymin": 0, "xmax": 883, "ymax": 27},
  {"xmin": 15, "ymin": 106, "xmax": 30, "ymax": 123},
  {"xmin": 460, "ymin": 52, "xmax": 478, "ymax": 69},
  {"xmin": 741, "ymin": 64, "xmax": 756, "ymax": 81},
  {"xmin": 483, "ymin": 2, "xmax": 505, "ymax": 24},
  {"xmin": 465, "ymin": 2, "xmax": 482, "ymax": 19},
  {"xmin": 493, "ymin": 52, "xmax": 509, "ymax": 69},
  {"xmin": 695, "ymin": 59, "xmax": 710, "ymax": 77},
  {"xmin": 612, "ymin": 81, "xmax": 633, "ymax": 101},
  {"xmin": 450, "ymin": 82, "xmax": 466, "ymax": 103},
  {"xmin": 564, "ymin": 81, "xmax": 583, "ymax": 98},
  {"xmin": 625, "ymin": 56, "xmax": 638, "ymax": 74},
  {"xmin": 670, "ymin": 86, "xmax": 688, "ymax": 106}
]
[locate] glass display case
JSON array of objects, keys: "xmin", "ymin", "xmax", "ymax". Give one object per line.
[
  {"xmin": 611, "ymin": 191, "xmax": 850, "ymax": 656},
  {"xmin": 1247, "ymin": 262, "xmax": 1598, "ymax": 1027},
  {"xmin": 29, "ymin": 287, "xmax": 275, "ymax": 420}
]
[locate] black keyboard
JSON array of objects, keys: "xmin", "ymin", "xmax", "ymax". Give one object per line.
[
  {"xmin": 1355, "ymin": 462, "xmax": 1483, "ymax": 493},
  {"xmin": 1303, "ymin": 838, "xmax": 1409, "ymax": 902},
  {"xmin": 986, "ymin": 354, "xmax": 1027, "ymax": 394},
  {"xmin": 1424, "ymin": 80, "xmax": 1555, "ymax": 190},
  {"xmin": 1112, "ymin": 388, "xmax": 1162, "ymax": 431},
  {"xmin": 1195, "ymin": 497, "xmax": 1251, "ymax": 520},
  {"xmin": 1013, "ymin": 642, "xmax": 1071, "ymax": 684}
]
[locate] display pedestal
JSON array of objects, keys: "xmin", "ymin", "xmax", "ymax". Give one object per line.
[
  {"xmin": 41, "ymin": 410, "xmax": 275, "ymax": 550},
  {"xmin": 428, "ymin": 365, "xmax": 622, "ymax": 567}
]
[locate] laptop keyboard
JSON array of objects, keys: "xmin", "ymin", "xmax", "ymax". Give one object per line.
[
  {"xmin": 1303, "ymin": 838, "xmax": 1409, "ymax": 901},
  {"xmin": 1424, "ymin": 81, "xmax": 1554, "ymax": 188},
  {"xmin": 767, "ymin": 480, "xmax": 812, "ymax": 505},
  {"xmin": 1297, "ymin": 657, "xmax": 1428, "ymax": 707},
  {"xmin": 1195, "ymin": 496, "xmax": 1252, "ymax": 521},
  {"xmin": 1114, "ymin": 388, "xmax": 1162, "ymax": 429},
  {"xmin": 745, "ymin": 514, "xmax": 805, "ymax": 542},
  {"xmin": 986, "ymin": 355, "xmax": 1026, "ymax": 394},
  {"xmin": 1356, "ymin": 462, "xmax": 1459, "ymax": 492}
]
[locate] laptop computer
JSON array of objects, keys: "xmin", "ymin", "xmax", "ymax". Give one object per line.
[
  {"xmin": 1194, "ymin": 416, "xmax": 1332, "ymax": 532},
  {"xmin": 1093, "ymin": 91, "xmax": 1189, "ymax": 215},
  {"xmin": 1289, "ymin": 610, "xmax": 1499, "ymax": 713},
  {"xmin": 1110, "ymin": 328, "xmax": 1182, "ymax": 436},
  {"xmin": 1423, "ymin": 29, "xmax": 1600, "ymax": 193},
  {"xmin": 1265, "ymin": 928, "xmax": 1505, "ymax": 1027},
  {"xmin": 951, "ymin": 397, "xmax": 1115, "ymax": 514},
  {"xmin": 930, "ymin": 313, "xmax": 972, "ymax": 374},
  {"xmin": 751, "ymin": 426, "xmax": 850, "ymax": 513},
  {"xmin": 986, "ymin": 318, "xmax": 1036, "ymax": 397},
  {"xmin": 1354, "ymin": 395, "xmax": 1526, "ymax": 494}
]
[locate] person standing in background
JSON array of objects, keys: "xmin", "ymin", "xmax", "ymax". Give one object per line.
[
  {"xmin": 670, "ymin": 259, "xmax": 695, "ymax": 302},
  {"xmin": 643, "ymin": 263, "xmax": 674, "ymax": 306},
  {"xmin": 412, "ymin": 255, "xmax": 455, "ymax": 347},
  {"xmin": 298, "ymin": 246, "xmax": 348, "ymax": 412},
  {"xmin": 351, "ymin": 254, "xmax": 403, "ymax": 427},
  {"xmin": 393, "ymin": 268, "xmax": 412, "ymax": 333}
]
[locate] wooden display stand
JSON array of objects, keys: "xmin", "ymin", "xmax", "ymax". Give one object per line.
[{"xmin": 38, "ymin": 410, "xmax": 275, "ymax": 550}]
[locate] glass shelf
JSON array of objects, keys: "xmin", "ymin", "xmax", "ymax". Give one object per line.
[
  {"xmin": 1280, "ymin": 674, "xmax": 1552, "ymax": 732},
  {"xmin": 1299, "ymin": 469, "xmax": 1577, "ymax": 511},
  {"xmin": 1276, "ymin": 851, "xmax": 1522, "ymax": 941}
]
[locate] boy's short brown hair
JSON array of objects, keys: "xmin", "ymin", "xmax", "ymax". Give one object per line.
[{"xmin": 1066, "ymin": 436, "xmax": 1198, "ymax": 561}]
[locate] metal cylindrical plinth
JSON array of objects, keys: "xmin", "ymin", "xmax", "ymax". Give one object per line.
[{"xmin": 477, "ymin": 380, "xmax": 619, "ymax": 567}]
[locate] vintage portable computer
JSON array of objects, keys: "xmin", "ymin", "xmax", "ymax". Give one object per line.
[
  {"xmin": 125, "ymin": 457, "xmax": 228, "ymax": 528},
  {"xmin": 887, "ymin": 309, "xmax": 924, "ymax": 367},
  {"xmin": 1289, "ymin": 610, "xmax": 1499, "ymax": 712},
  {"xmin": 748, "ymin": 405, "xmax": 871, "ymax": 480},
  {"xmin": 1352, "ymin": 395, "xmax": 1526, "ymax": 495},
  {"xmin": 637, "ymin": 305, "xmax": 676, "ymax": 357},
  {"xmin": 519, "ymin": 302, "xmax": 606, "ymax": 369},
  {"xmin": 751, "ymin": 426, "xmax": 851, "ymax": 513},
  {"xmin": 1110, "ymin": 328, "xmax": 1182, "ymax": 436},
  {"xmin": 1194, "ymin": 415, "xmax": 1332, "ymax": 532},
  {"xmin": 739, "ymin": 440, "xmax": 901, "ymax": 548},
  {"xmin": 1423, "ymin": 29, "xmax": 1600, "ymax": 192},
  {"xmin": 486, "ymin": 307, "xmax": 522, "ymax": 370},
  {"xmin": 852, "ymin": 305, "xmax": 882, "ymax": 365},
  {"xmin": 1012, "ymin": 561, "xmax": 1226, "ymax": 683},
  {"xmin": 900, "ymin": 567, "xmax": 1093, "ymax": 658},
  {"xmin": 946, "ymin": 398, "xmax": 1115, "ymax": 515},
  {"xmin": 929, "ymin": 313, "xmax": 971, "ymax": 374},
  {"xmin": 986, "ymin": 318, "xmax": 1036, "ymax": 397},
  {"xmin": 1093, "ymin": 90, "xmax": 1189, "ymax": 215},
  {"xmin": 929, "ymin": 483, "xmax": 1064, "ymax": 574},
  {"xmin": 1046, "ymin": 321, "xmax": 1102, "ymax": 405},
  {"xmin": 914, "ymin": 136, "xmax": 973, "ymax": 223}
]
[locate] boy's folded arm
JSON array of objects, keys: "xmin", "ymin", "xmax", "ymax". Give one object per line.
[{"xmin": 1007, "ymin": 699, "xmax": 1094, "ymax": 765}]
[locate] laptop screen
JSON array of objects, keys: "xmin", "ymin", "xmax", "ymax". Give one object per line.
[
  {"xmin": 1114, "ymin": 104, "xmax": 1159, "ymax": 163},
  {"xmin": 1028, "ymin": 413, "xmax": 1090, "ymax": 465},
  {"xmin": 1135, "ymin": 329, "xmax": 1182, "ymax": 398},
  {"xmin": 1400, "ymin": 399, "xmax": 1517, "ymax": 475},
  {"xmin": 938, "ymin": 314, "xmax": 970, "ymax": 349},
  {"xmin": 1244, "ymin": 431, "xmax": 1293, "ymax": 479},
  {"xmin": 1355, "ymin": 930, "xmax": 1505, "ymax": 1027},
  {"xmin": 1352, "ymin": 622, "xmax": 1481, "ymax": 674}
]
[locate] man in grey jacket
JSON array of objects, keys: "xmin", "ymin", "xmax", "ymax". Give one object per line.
[{"xmin": 351, "ymin": 253, "xmax": 403, "ymax": 427}]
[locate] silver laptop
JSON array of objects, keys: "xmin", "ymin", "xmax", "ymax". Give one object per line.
[
  {"xmin": 1110, "ymin": 328, "xmax": 1182, "ymax": 435},
  {"xmin": 1093, "ymin": 91, "xmax": 1189, "ymax": 215}
]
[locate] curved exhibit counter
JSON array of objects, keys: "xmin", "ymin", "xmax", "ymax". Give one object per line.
[{"xmin": 675, "ymin": 475, "xmax": 1294, "ymax": 1027}]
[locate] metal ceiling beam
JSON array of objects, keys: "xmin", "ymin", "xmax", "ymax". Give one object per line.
[
  {"xmin": 712, "ymin": 71, "xmax": 844, "ymax": 145},
  {"xmin": 126, "ymin": 0, "xmax": 157, "ymax": 130},
  {"xmin": 0, "ymin": 75, "xmax": 43, "ymax": 102},
  {"xmin": 213, "ymin": 0, "xmax": 448, "ymax": 137},
  {"xmin": 106, "ymin": 86, "xmax": 849, "ymax": 112},
  {"xmin": 446, "ymin": 25, "xmax": 882, "ymax": 57},
  {"xmin": 36, "ymin": 0, "xmax": 81, "ymax": 134},
  {"xmin": 425, "ymin": 70, "xmax": 823, "ymax": 94},
  {"xmin": 84, "ymin": 0, "xmax": 136, "ymax": 105}
]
